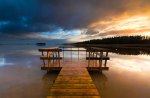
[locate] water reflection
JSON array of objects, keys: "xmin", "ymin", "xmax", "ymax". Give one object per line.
[
  {"xmin": 42, "ymin": 71, "xmax": 60, "ymax": 92},
  {"xmin": 108, "ymin": 48, "xmax": 150, "ymax": 55},
  {"xmin": 89, "ymin": 71, "xmax": 107, "ymax": 97},
  {"xmin": 110, "ymin": 53, "xmax": 150, "ymax": 72},
  {"xmin": 0, "ymin": 57, "xmax": 14, "ymax": 67},
  {"xmin": 0, "ymin": 45, "xmax": 150, "ymax": 98},
  {"xmin": 100, "ymin": 52, "xmax": 150, "ymax": 98},
  {"xmin": 0, "ymin": 58, "xmax": 5, "ymax": 66},
  {"xmin": 0, "ymin": 45, "xmax": 49, "ymax": 98}
]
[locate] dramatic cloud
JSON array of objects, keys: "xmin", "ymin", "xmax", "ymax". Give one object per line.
[
  {"xmin": 0, "ymin": 0, "xmax": 127, "ymax": 33},
  {"xmin": 0, "ymin": 0, "xmax": 150, "ymax": 42}
]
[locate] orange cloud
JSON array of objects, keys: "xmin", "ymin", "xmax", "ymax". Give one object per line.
[
  {"xmin": 86, "ymin": 0, "xmax": 150, "ymax": 38},
  {"xmin": 88, "ymin": 15, "xmax": 150, "ymax": 37},
  {"xmin": 98, "ymin": 29, "xmax": 150, "ymax": 37}
]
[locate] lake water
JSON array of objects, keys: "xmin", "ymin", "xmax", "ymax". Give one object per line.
[{"xmin": 0, "ymin": 45, "xmax": 150, "ymax": 98}]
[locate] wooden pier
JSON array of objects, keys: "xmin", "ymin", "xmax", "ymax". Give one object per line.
[
  {"xmin": 39, "ymin": 46, "xmax": 110, "ymax": 98},
  {"xmin": 47, "ymin": 67, "xmax": 101, "ymax": 98}
]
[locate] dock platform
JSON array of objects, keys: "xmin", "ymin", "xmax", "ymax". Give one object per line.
[
  {"xmin": 38, "ymin": 46, "xmax": 110, "ymax": 98},
  {"xmin": 47, "ymin": 67, "xmax": 101, "ymax": 98}
]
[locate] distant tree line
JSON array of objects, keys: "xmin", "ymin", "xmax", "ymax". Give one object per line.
[{"xmin": 75, "ymin": 36, "xmax": 150, "ymax": 44}]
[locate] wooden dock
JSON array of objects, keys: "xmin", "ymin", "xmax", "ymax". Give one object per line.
[
  {"xmin": 47, "ymin": 67, "xmax": 101, "ymax": 98},
  {"xmin": 38, "ymin": 46, "xmax": 111, "ymax": 98}
]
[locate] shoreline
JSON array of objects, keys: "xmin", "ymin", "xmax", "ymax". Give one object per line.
[
  {"xmin": 74, "ymin": 44, "xmax": 150, "ymax": 47},
  {"xmin": 73, "ymin": 44, "xmax": 150, "ymax": 49}
]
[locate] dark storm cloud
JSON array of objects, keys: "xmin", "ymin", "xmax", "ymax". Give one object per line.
[
  {"xmin": 0, "ymin": 0, "xmax": 129, "ymax": 34},
  {"xmin": 36, "ymin": 0, "xmax": 128, "ymax": 29}
]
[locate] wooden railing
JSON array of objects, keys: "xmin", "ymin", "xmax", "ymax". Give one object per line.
[
  {"xmin": 86, "ymin": 47, "xmax": 110, "ymax": 70},
  {"xmin": 39, "ymin": 46, "xmax": 110, "ymax": 71},
  {"xmin": 39, "ymin": 48, "xmax": 62, "ymax": 70}
]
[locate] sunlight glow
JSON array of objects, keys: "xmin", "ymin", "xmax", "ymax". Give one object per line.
[
  {"xmin": 89, "ymin": 16, "xmax": 150, "ymax": 36},
  {"xmin": 110, "ymin": 16, "xmax": 150, "ymax": 31},
  {"xmin": 110, "ymin": 54, "xmax": 150, "ymax": 72}
]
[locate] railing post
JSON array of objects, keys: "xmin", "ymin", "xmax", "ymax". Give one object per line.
[
  {"xmin": 48, "ymin": 52, "xmax": 51, "ymax": 71},
  {"xmin": 58, "ymin": 50, "xmax": 60, "ymax": 67},
  {"xmin": 104, "ymin": 51, "xmax": 109, "ymax": 67},
  {"xmin": 63, "ymin": 47, "xmax": 64, "ymax": 62},
  {"xmin": 88, "ymin": 51, "xmax": 90, "ymax": 67},
  {"xmin": 78, "ymin": 48, "xmax": 79, "ymax": 61}
]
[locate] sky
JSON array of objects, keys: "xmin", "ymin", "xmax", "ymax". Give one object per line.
[{"xmin": 0, "ymin": 0, "xmax": 150, "ymax": 44}]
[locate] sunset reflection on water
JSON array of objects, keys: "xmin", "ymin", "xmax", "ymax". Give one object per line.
[
  {"xmin": 0, "ymin": 45, "xmax": 150, "ymax": 98},
  {"xmin": 97, "ymin": 53, "xmax": 150, "ymax": 98},
  {"xmin": 110, "ymin": 53, "xmax": 150, "ymax": 72}
]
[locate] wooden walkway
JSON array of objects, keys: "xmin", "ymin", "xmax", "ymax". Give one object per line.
[{"xmin": 47, "ymin": 67, "xmax": 101, "ymax": 98}]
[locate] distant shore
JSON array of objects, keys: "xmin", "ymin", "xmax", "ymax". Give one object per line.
[
  {"xmin": 74, "ymin": 44, "xmax": 150, "ymax": 47},
  {"xmin": 72, "ymin": 44, "xmax": 150, "ymax": 55},
  {"xmin": 73, "ymin": 44, "xmax": 150, "ymax": 50}
]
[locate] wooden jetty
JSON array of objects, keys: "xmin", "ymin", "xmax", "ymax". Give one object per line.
[
  {"xmin": 39, "ymin": 46, "xmax": 110, "ymax": 98},
  {"xmin": 47, "ymin": 67, "xmax": 101, "ymax": 98}
]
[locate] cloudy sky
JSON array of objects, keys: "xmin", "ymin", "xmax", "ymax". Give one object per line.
[{"xmin": 0, "ymin": 0, "xmax": 150, "ymax": 43}]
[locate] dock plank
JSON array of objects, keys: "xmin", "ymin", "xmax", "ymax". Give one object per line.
[
  {"xmin": 47, "ymin": 96, "xmax": 101, "ymax": 98},
  {"xmin": 49, "ymin": 89, "xmax": 99, "ymax": 96},
  {"xmin": 48, "ymin": 67, "xmax": 101, "ymax": 98},
  {"xmin": 56, "ymin": 76, "xmax": 92, "ymax": 80},
  {"xmin": 52, "ymin": 84, "xmax": 96, "ymax": 89},
  {"xmin": 54, "ymin": 80, "xmax": 93, "ymax": 84}
]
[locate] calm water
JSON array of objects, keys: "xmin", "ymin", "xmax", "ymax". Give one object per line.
[{"xmin": 0, "ymin": 45, "xmax": 150, "ymax": 98}]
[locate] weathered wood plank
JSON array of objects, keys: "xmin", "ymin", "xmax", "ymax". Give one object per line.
[
  {"xmin": 62, "ymin": 50, "xmax": 86, "ymax": 51},
  {"xmin": 54, "ymin": 79, "xmax": 93, "ymax": 84},
  {"xmin": 87, "ymin": 67, "xmax": 109, "ymax": 70},
  {"xmin": 56, "ymin": 76, "xmax": 92, "ymax": 80},
  {"xmin": 40, "ymin": 56, "xmax": 62, "ymax": 60},
  {"xmin": 61, "ymin": 68, "xmax": 87, "ymax": 70},
  {"xmin": 41, "ymin": 67, "xmax": 62, "ymax": 70},
  {"xmin": 86, "ymin": 57, "xmax": 110, "ymax": 60},
  {"xmin": 59, "ymin": 72, "xmax": 89, "ymax": 76},
  {"xmin": 48, "ymin": 67, "xmax": 101, "ymax": 98},
  {"xmin": 61, "ymin": 69, "xmax": 88, "ymax": 73},
  {"xmin": 52, "ymin": 84, "xmax": 96, "ymax": 89},
  {"xmin": 49, "ymin": 89, "xmax": 99, "ymax": 96},
  {"xmin": 47, "ymin": 96, "xmax": 101, "ymax": 98}
]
